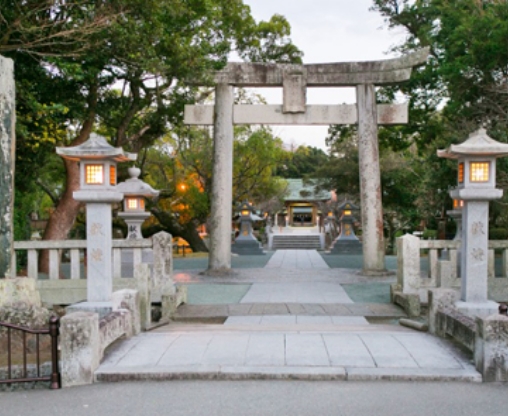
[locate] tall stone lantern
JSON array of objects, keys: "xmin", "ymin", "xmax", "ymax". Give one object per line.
[
  {"xmin": 329, "ymin": 201, "xmax": 362, "ymax": 254},
  {"xmin": 438, "ymin": 128, "xmax": 508, "ymax": 317},
  {"xmin": 116, "ymin": 167, "xmax": 159, "ymax": 239},
  {"xmin": 56, "ymin": 134, "xmax": 136, "ymax": 315}
]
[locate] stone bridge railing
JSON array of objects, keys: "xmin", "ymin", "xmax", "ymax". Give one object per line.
[
  {"xmin": 10, "ymin": 232, "xmax": 179, "ymax": 306},
  {"xmin": 395, "ymin": 234, "xmax": 508, "ymax": 303}
]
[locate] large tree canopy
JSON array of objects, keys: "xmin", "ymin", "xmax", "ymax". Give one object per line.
[{"xmin": 5, "ymin": 0, "xmax": 303, "ymax": 259}]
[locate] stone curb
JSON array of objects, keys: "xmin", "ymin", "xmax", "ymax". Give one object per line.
[{"xmin": 95, "ymin": 366, "xmax": 481, "ymax": 383}]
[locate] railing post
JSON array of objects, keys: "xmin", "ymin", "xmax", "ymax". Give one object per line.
[{"xmin": 49, "ymin": 316, "xmax": 61, "ymax": 389}]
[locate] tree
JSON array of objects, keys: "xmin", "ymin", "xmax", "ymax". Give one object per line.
[
  {"xmin": 276, "ymin": 145, "xmax": 329, "ymax": 179},
  {"xmin": 141, "ymin": 122, "xmax": 287, "ymax": 251},
  {"xmin": 370, "ymin": 0, "xmax": 508, "ymax": 229},
  {"xmin": 5, "ymin": 0, "xmax": 303, "ymax": 265}
]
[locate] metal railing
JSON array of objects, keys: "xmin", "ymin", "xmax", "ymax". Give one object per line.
[{"xmin": 0, "ymin": 316, "xmax": 61, "ymax": 389}]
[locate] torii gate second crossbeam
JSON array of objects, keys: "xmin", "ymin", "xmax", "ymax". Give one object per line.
[{"xmin": 185, "ymin": 48, "xmax": 429, "ymax": 275}]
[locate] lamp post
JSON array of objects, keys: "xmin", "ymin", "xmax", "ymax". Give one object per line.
[
  {"xmin": 116, "ymin": 167, "xmax": 159, "ymax": 239},
  {"xmin": 231, "ymin": 200, "xmax": 264, "ymax": 255},
  {"xmin": 56, "ymin": 134, "xmax": 136, "ymax": 316},
  {"xmin": 329, "ymin": 201, "xmax": 362, "ymax": 254},
  {"xmin": 438, "ymin": 128, "xmax": 508, "ymax": 317}
]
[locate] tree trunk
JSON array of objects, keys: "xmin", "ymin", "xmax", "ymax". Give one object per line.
[{"xmin": 39, "ymin": 159, "xmax": 83, "ymax": 274}]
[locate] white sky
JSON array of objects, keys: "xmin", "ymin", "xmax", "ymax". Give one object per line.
[{"xmin": 241, "ymin": 0, "xmax": 408, "ymax": 151}]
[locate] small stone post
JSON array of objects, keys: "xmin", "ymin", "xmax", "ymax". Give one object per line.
[
  {"xmin": 475, "ymin": 315, "xmax": 508, "ymax": 382},
  {"xmin": 356, "ymin": 84, "xmax": 386, "ymax": 274},
  {"xmin": 208, "ymin": 83, "xmax": 234, "ymax": 274},
  {"xmin": 0, "ymin": 56, "xmax": 15, "ymax": 278}
]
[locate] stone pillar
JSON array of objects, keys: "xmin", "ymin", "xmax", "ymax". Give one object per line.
[
  {"xmin": 356, "ymin": 84, "xmax": 385, "ymax": 274},
  {"xmin": 208, "ymin": 83, "xmax": 234, "ymax": 274},
  {"xmin": 86, "ymin": 203, "xmax": 114, "ymax": 303},
  {"xmin": 0, "ymin": 56, "xmax": 15, "ymax": 279},
  {"xmin": 396, "ymin": 234, "xmax": 421, "ymax": 294},
  {"xmin": 457, "ymin": 201, "xmax": 498, "ymax": 316},
  {"xmin": 475, "ymin": 315, "xmax": 508, "ymax": 382},
  {"xmin": 152, "ymin": 231, "xmax": 174, "ymax": 300},
  {"xmin": 60, "ymin": 312, "xmax": 100, "ymax": 387}
]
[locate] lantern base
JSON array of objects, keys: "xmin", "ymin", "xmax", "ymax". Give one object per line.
[
  {"xmin": 231, "ymin": 240, "xmax": 265, "ymax": 255},
  {"xmin": 328, "ymin": 239, "xmax": 363, "ymax": 255},
  {"xmin": 456, "ymin": 300, "xmax": 499, "ymax": 319}
]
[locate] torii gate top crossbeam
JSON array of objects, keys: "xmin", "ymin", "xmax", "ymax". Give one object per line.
[{"xmin": 214, "ymin": 48, "xmax": 429, "ymax": 87}]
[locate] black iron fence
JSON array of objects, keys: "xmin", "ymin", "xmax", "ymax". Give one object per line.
[{"xmin": 0, "ymin": 316, "xmax": 60, "ymax": 389}]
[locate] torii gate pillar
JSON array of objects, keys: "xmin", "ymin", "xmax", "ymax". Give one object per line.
[
  {"xmin": 357, "ymin": 84, "xmax": 385, "ymax": 273},
  {"xmin": 209, "ymin": 83, "xmax": 234, "ymax": 273}
]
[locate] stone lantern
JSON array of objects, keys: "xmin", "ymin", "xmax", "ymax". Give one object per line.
[
  {"xmin": 329, "ymin": 201, "xmax": 362, "ymax": 254},
  {"xmin": 231, "ymin": 201, "xmax": 264, "ymax": 255},
  {"xmin": 438, "ymin": 128, "xmax": 508, "ymax": 317},
  {"xmin": 116, "ymin": 167, "xmax": 159, "ymax": 239},
  {"xmin": 56, "ymin": 133, "xmax": 136, "ymax": 315}
]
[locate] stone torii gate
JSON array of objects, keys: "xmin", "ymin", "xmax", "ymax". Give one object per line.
[{"xmin": 185, "ymin": 49, "xmax": 429, "ymax": 275}]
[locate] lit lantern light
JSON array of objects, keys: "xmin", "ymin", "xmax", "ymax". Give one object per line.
[
  {"xmin": 470, "ymin": 162, "xmax": 490, "ymax": 182},
  {"xmin": 85, "ymin": 164, "xmax": 104, "ymax": 185},
  {"xmin": 453, "ymin": 199, "xmax": 464, "ymax": 209},
  {"xmin": 116, "ymin": 167, "xmax": 159, "ymax": 239}
]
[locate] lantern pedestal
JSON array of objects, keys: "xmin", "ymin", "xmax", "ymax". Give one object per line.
[
  {"xmin": 451, "ymin": 195, "xmax": 499, "ymax": 318},
  {"xmin": 118, "ymin": 211, "xmax": 150, "ymax": 239},
  {"xmin": 74, "ymin": 190, "xmax": 123, "ymax": 306}
]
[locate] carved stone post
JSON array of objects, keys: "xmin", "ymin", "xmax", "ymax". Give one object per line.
[
  {"xmin": 0, "ymin": 56, "xmax": 15, "ymax": 278},
  {"xmin": 208, "ymin": 83, "xmax": 234, "ymax": 274},
  {"xmin": 356, "ymin": 84, "xmax": 386, "ymax": 274}
]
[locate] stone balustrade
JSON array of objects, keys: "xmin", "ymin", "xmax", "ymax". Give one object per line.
[
  {"xmin": 395, "ymin": 234, "xmax": 508, "ymax": 303},
  {"xmin": 11, "ymin": 238, "xmax": 152, "ymax": 280}
]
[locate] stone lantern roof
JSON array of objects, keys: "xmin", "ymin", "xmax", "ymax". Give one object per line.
[
  {"xmin": 116, "ymin": 167, "xmax": 159, "ymax": 197},
  {"xmin": 437, "ymin": 128, "xmax": 508, "ymax": 159},
  {"xmin": 56, "ymin": 133, "xmax": 137, "ymax": 162},
  {"xmin": 338, "ymin": 200, "xmax": 359, "ymax": 212}
]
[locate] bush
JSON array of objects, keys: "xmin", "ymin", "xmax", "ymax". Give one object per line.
[
  {"xmin": 489, "ymin": 228, "xmax": 508, "ymax": 240},
  {"xmin": 422, "ymin": 229, "xmax": 437, "ymax": 240}
]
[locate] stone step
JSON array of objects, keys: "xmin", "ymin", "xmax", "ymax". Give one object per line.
[{"xmin": 172, "ymin": 302, "xmax": 407, "ymax": 320}]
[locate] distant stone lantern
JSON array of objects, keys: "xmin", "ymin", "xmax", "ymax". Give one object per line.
[
  {"xmin": 329, "ymin": 201, "xmax": 362, "ymax": 254},
  {"xmin": 56, "ymin": 133, "xmax": 136, "ymax": 315},
  {"xmin": 231, "ymin": 200, "xmax": 264, "ymax": 255},
  {"xmin": 116, "ymin": 167, "xmax": 159, "ymax": 239},
  {"xmin": 438, "ymin": 128, "xmax": 508, "ymax": 317}
]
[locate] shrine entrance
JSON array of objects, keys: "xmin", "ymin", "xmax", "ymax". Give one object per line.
[{"xmin": 184, "ymin": 48, "xmax": 429, "ymax": 275}]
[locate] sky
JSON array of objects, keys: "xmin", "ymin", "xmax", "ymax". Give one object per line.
[{"xmin": 240, "ymin": 0, "xmax": 408, "ymax": 151}]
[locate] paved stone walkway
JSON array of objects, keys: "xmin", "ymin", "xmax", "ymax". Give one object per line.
[{"xmin": 96, "ymin": 250, "xmax": 481, "ymax": 382}]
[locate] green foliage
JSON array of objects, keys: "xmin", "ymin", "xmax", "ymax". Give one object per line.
[
  {"xmin": 422, "ymin": 229, "xmax": 437, "ymax": 240},
  {"xmin": 489, "ymin": 228, "xmax": 508, "ymax": 240},
  {"xmin": 276, "ymin": 146, "xmax": 329, "ymax": 179}
]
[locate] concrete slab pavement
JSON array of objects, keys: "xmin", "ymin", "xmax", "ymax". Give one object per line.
[{"xmin": 96, "ymin": 250, "xmax": 482, "ymax": 383}]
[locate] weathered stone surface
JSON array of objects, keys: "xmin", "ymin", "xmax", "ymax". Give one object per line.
[
  {"xmin": 357, "ymin": 84, "xmax": 385, "ymax": 273},
  {"xmin": 60, "ymin": 312, "xmax": 100, "ymax": 387},
  {"xmin": 208, "ymin": 83, "xmax": 234, "ymax": 273},
  {"xmin": 112, "ymin": 289, "xmax": 141, "ymax": 336},
  {"xmin": 99, "ymin": 309, "xmax": 132, "ymax": 354},
  {"xmin": 282, "ymin": 66, "xmax": 307, "ymax": 113},
  {"xmin": 134, "ymin": 263, "xmax": 151, "ymax": 330},
  {"xmin": 152, "ymin": 231, "xmax": 175, "ymax": 301},
  {"xmin": 184, "ymin": 104, "xmax": 408, "ymax": 126},
  {"xmin": 210, "ymin": 48, "xmax": 429, "ymax": 87},
  {"xmin": 427, "ymin": 288, "xmax": 459, "ymax": 335},
  {"xmin": 475, "ymin": 314, "xmax": 508, "ymax": 382},
  {"xmin": 397, "ymin": 235, "xmax": 421, "ymax": 294},
  {"xmin": 0, "ymin": 278, "xmax": 41, "ymax": 307},
  {"xmin": 0, "ymin": 56, "xmax": 15, "ymax": 279},
  {"xmin": 392, "ymin": 291, "xmax": 420, "ymax": 318},
  {"xmin": 161, "ymin": 286, "xmax": 187, "ymax": 321}
]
